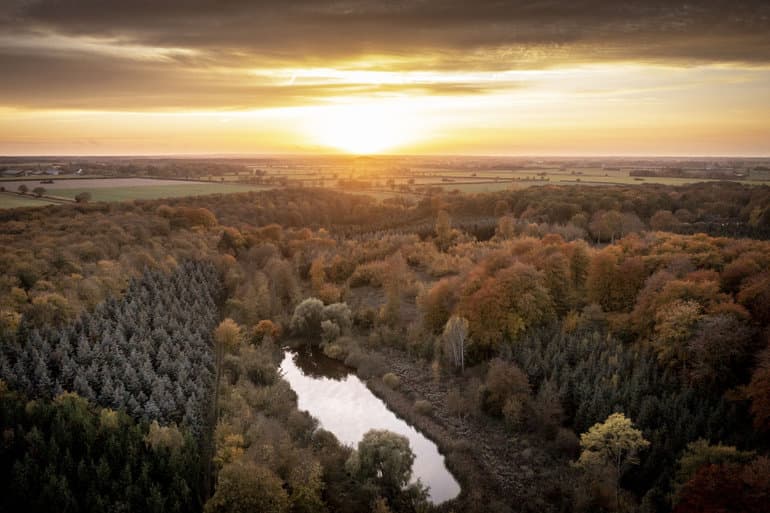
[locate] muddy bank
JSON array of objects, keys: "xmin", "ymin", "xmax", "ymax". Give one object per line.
[{"xmin": 361, "ymin": 347, "xmax": 576, "ymax": 513}]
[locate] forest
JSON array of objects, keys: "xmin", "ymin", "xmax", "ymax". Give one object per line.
[{"xmin": 0, "ymin": 182, "xmax": 769, "ymax": 513}]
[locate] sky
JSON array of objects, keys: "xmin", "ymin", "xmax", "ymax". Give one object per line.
[{"xmin": 1, "ymin": 1, "xmax": 769, "ymax": 156}]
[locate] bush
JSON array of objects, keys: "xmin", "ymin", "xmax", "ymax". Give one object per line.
[
  {"xmin": 323, "ymin": 302, "xmax": 352, "ymax": 331},
  {"xmin": 320, "ymin": 319, "xmax": 341, "ymax": 344},
  {"xmin": 75, "ymin": 191, "xmax": 92, "ymax": 203},
  {"xmin": 346, "ymin": 351, "xmax": 387, "ymax": 379},
  {"xmin": 503, "ymin": 396, "xmax": 526, "ymax": 431},
  {"xmin": 322, "ymin": 343, "xmax": 346, "ymax": 361},
  {"xmin": 482, "ymin": 358, "xmax": 531, "ymax": 416},
  {"xmin": 383, "ymin": 372, "xmax": 401, "ymax": 389},
  {"xmin": 290, "ymin": 297, "xmax": 324, "ymax": 337},
  {"xmin": 414, "ymin": 399, "xmax": 433, "ymax": 416}
]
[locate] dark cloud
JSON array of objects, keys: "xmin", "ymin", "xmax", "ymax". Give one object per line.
[
  {"xmin": 0, "ymin": 48, "xmax": 504, "ymax": 110},
  {"xmin": 3, "ymin": 1, "xmax": 769, "ymax": 64},
  {"xmin": 1, "ymin": 1, "xmax": 768, "ymax": 109}
]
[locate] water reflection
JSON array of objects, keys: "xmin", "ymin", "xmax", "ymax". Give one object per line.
[
  {"xmin": 280, "ymin": 348, "xmax": 461, "ymax": 504},
  {"xmin": 289, "ymin": 345, "xmax": 350, "ymax": 380}
]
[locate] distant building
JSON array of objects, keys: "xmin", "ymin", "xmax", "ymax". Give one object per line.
[
  {"xmin": 45, "ymin": 168, "xmax": 61, "ymax": 175},
  {"xmin": 1, "ymin": 169, "xmax": 24, "ymax": 177}
]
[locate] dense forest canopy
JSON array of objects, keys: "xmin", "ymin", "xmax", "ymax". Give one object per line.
[{"xmin": 1, "ymin": 183, "xmax": 769, "ymax": 513}]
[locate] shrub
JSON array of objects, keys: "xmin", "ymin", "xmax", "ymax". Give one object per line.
[
  {"xmin": 346, "ymin": 351, "xmax": 387, "ymax": 379},
  {"xmin": 482, "ymin": 358, "xmax": 531, "ymax": 416},
  {"xmin": 322, "ymin": 343, "xmax": 346, "ymax": 361},
  {"xmin": 320, "ymin": 319, "xmax": 340, "ymax": 344},
  {"xmin": 503, "ymin": 396, "xmax": 526, "ymax": 431},
  {"xmin": 74, "ymin": 191, "xmax": 92, "ymax": 203},
  {"xmin": 323, "ymin": 302, "xmax": 352, "ymax": 332},
  {"xmin": 383, "ymin": 372, "xmax": 401, "ymax": 389},
  {"xmin": 290, "ymin": 297, "xmax": 324, "ymax": 337},
  {"xmin": 414, "ymin": 399, "xmax": 432, "ymax": 416}
]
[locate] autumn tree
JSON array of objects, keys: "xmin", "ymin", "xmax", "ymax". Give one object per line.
[
  {"xmin": 459, "ymin": 261, "xmax": 554, "ymax": 358},
  {"xmin": 435, "ymin": 209, "xmax": 452, "ymax": 250},
  {"xmin": 578, "ymin": 413, "xmax": 650, "ymax": 512},
  {"xmin": 380, "ymin": 252, "xmax": 407, "ymax": 326},
  {"xmin": 672, "ymin": 439, "xmax": 754, "ymax": 501},
  {"xmin": 568, "ymin": 240, "xmax": 591, "ymax": 297},
  {"xmin": 687, "ymin": 314, "xmax": 754, "ymax": 386},
  {"xmin": 442, "ymin": 315, "xmax": 468, "ymax": 372},
  {"xmin": 589, "ymin": 210, "xmax": 624, "ymax": 243},
  {"xmin": 650, "ymin": 210, "xmax": 679, "ymax": 232},
  {"xmin": 674, "ymin": 457, "xmax": 770, "ymax": 513},
  {"xmin": 288, "ymin": 461, "xmax": 326, "ymax": 513},
  {"xmin": 482, "ymin": 358, "xmax": 530, "ymax": 419},
  {"xmin": 213, "ymin": 318, "xmax": 242, "ymax": 420},
  {"xmin": 737, "ymin": 272, "xmax": 770, "ymax": 325},
  {"xmin": 204, "ymin": 461, "xmax": 289, "ymax": 513},
  {"xmin": 345, "ymin": 430, "xmax": 426, "ymax": 509},
  {"xmin": 497, "ymin": 215, "xmax": 516, "ymax": 239},
  {"xmin": 494, "ymin": 199, "xmax": 510, "ymax": 217},
  {"xmin": 252, "ymin": 319, "xmax": 281, "ymax": 344},
  {"xmin": 747, "ymin": 346, "xmax": 770, "ymax": 432},
  {"xmin": 586, "ymin": 248, "xmax": 620, "ymax": 312},
  {"xmin": 652, "ymin": 299, "xmax": 702, "ymax": 373},
  {"xmin": 309, "ymin": 257, "xmax": 327, "ymax": 294},
  {"xmin": 586, "ymin": 249, "xmax": 645, "ymax": 313},
  {"xmin": 539, "ymin": 250, "xmax": 572, "ymax": 315},
  {"xmin": 418, "ymin": 277, "xmax": 459, "ymax": 334},
  {"xmin": 218, "ymin": 227, "xmax": 246, "ymax": 255}
]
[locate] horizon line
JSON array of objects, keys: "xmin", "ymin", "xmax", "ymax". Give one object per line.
[{"xmin": 1, "ymin": 152, "xmax": 770, "ymax": 160}]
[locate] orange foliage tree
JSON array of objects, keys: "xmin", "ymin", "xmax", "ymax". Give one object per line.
[{"xmin": 459, "ymin": 261, "xmax": 554, "ymax": 358}]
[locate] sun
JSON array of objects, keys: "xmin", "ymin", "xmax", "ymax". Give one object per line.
[{"xmin": 304, "ymin": 101, "xmax": 423, "ymax": 154}]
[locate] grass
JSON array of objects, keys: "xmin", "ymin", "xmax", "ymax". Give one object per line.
[
  {"xmin": 0, "ymin": 193, "xmax": 60, "ymax": 209},
  {"xmin": 51, "ymin": 183, "xmax": 272, "ymax": 202}
]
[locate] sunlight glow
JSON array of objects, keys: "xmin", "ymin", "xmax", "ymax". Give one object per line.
[{"xmin": 303, "ymin": 101, "xmax": 426, "ymax": 154}]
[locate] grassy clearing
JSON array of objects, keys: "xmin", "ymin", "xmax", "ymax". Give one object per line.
[
  {"xmin": 0, "ymin": 193, "xmax": 59, "ymax": 209},
  {"xmin": 50, "ymin": 183, "xmax": 272, "ymax": 202}
]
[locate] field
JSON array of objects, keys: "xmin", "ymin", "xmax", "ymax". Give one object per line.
[
  {"xmin": 0, "ymin": 178, "xmax": 272, "ymax": 208},
  {"xmin": 0, "ymin": 193, "xmax": 59, "ymax": 208}
]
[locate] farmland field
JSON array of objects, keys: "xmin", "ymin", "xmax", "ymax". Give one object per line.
[
  {"xmin": 0, "ymin": 178, "xmax": 273, "ymax": 207},
  {"xmin": 0, "ymin": 193, "xmax": 59, "ymax": 208}
]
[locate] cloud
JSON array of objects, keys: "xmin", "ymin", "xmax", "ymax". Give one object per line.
[
  {"xmin": 3, "ymin": 1, "xmax": 769, "ymax": 64},
  {"xmin": 0, "ymin": 1, "xmax": 769, "ymax": 110}
]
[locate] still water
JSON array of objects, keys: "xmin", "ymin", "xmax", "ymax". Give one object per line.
[{"xmin": 280, "ymin": 349, "xmax": 461, "ymax": 504}]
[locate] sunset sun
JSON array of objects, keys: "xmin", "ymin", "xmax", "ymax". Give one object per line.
[{"xmin": 305, "ymin": 102, "xmax": 424, "ymax": 154}]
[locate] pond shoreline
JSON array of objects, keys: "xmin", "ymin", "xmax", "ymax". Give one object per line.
[
  {"xmin": 353, "ymin": 345, "xmax": 576, "ymax": 513},
  {"xmin": 280, "ymin": 347, "xmax": 461, "ymax": 505}
]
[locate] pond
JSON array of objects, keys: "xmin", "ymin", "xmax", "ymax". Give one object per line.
[{"xmin": 280, "ymin": 348, "xmax": 461, "ymax": 504}]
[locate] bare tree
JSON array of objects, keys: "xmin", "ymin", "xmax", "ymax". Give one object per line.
[{"xmin": 443, "ymin": 315, "xmax": 468, "ymax": 373}]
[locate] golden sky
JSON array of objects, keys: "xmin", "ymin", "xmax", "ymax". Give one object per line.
[{"xmin": 1, "ymin": 1, "xmax": 769, "ymax": 156}]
